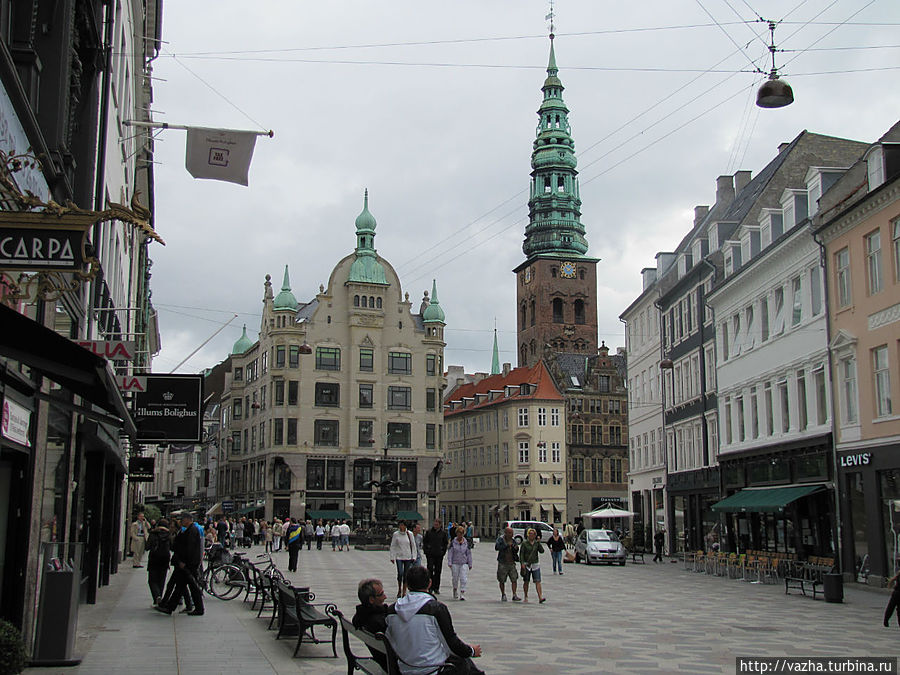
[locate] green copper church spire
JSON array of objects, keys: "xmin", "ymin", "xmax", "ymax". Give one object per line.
[
  {"xmin": 273, "ymin": 265, "xmax": 298, "ymax": 310},
  {"xmin": 422, "ymin": 279, "xmax": 445, "ymax": 323},
  {"xmin": 349, "ymin": 189, "xmax": 388, "ymax": 284},
  {"xmin": 491, "ymin": 327, "xmax": 500, "ymax": 375},
  {"xmin": 522, "ymin": 35, "xmax": 588, "ymax": 259}
]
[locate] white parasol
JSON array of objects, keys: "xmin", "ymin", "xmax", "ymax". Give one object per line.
[{"xmin": 581, "ymin": 506, "xmax": 636, "ymax": 519}]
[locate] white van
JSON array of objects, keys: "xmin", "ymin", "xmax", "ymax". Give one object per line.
[{"xmin": 502, "ymin": 520, "xmax": 556, "ymax": 545}]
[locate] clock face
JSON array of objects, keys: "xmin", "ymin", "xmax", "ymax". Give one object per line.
[{"xmin": 560, "ymin": 261, "xmax": 577, "ymax": 278}]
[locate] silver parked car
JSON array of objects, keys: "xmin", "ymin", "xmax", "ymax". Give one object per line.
[{"xmin": 574, "ymin": 529, "xmax": 626, "ymax": 566}]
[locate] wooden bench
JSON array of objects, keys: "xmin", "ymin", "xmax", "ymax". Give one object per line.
[
  {"xmin": 331, "ymin": 607, "xmax": 399, "ymax": 675},
  {"xmin": 784, "ymin": 562, "xmax": 832, "ymax": 599},
  {"xmin": 630, "ymin": 549, "xmax": 646, "ymax": 564},
  {"xmin": 275, "ymin": 581, "xmax": 337, "ymax": 657}
]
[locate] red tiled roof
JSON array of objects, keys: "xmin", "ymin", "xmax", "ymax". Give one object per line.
[{"xmin": 444, "ymin": 360, "xmax": 562, "ymax": 417}]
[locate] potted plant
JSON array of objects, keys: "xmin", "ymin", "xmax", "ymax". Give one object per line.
[{"xmin": 0, "ymin": 619, "xmax": 26, "ymax": 674}]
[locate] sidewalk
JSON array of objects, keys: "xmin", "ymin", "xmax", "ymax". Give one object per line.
[{"xmin": 26, "ymin": 543, "xmax": 898, "ymax": 675}]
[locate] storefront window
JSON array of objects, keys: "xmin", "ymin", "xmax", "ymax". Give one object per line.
[
  {"xmin": 672, "ymin": 496, "xmax": 686, "ymax": 554},
  {"xmin": 880, "ymin": 470, "xmax": 900, "ymax": 579},
  {"xmin": 847, "ymin": 473, "xmax": 868, "ymax": 579},
  {"xmin": 794, "ymin": 454, "xmax": 827, "ymax": 482}
]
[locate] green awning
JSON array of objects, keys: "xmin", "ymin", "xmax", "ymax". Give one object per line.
[
  {"xmin": 234, "ymin": 504, "xmax": 262, "ymax": 515},
  {"xmin": 711, "ymin": 484, "xmax": 827, "ymax": 514},
  {"xmin": 306, "ymin": 510, "xmax": 351, "ymax": 521},
  {"xmin": 396, "ymin": 511, "xmax": 425, "ymax": 522}
]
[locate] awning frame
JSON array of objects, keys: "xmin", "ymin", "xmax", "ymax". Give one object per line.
[{"xmin": 711, "ymin": 483, "xmax": 828, "ymax": 514}]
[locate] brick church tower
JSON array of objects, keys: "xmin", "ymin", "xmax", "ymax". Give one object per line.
[{"xmin": 514, "ymin": 35, "xmax": 599, "ymax": 367}]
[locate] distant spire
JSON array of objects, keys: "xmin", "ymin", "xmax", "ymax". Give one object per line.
[
  {"xmin": 422, "ymin": 279, "xmax": 445, "ymax": 323},
  {"xmin": 491, "ymin": 326, "xmax": 500, "ymax": 375},
  {"xmin": 273, "ymin": 264, "xmax": 298, "ymax": 310}
]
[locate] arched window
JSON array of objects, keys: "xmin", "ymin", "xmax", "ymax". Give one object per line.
[
  {"xmin": 521, "ymin": 304, "xmax": 527, "ymax": 330},
  {"xmin": 369, "ymin": 296, "xmax": 375, "ymax": 307},
  {"xmin": 530, "ymin": 299, "xmax": 536, "ymax": 326},
  {"xmin": 361, "ymin": 296, "xmax": 367, "ymax": 308},
  {"xmin": 520, "ymin": 344, "xmax": 528, "ymax": 365},
  {"xmin": 574, "ymin": 299, "xmax": 585, "ymax": 325},
  {"xmin": 552, "ymin": 298, "xmax": 564, "ymax": 323},
  {"xmin": 530, "ymin": 340, "xmax": 536, "ymax": 355},
  {"xmin": 551, "ymin": 267, "xmax": 557, "ymax": 278},
  {"xmin": 579, "ymin": 269, "xmax": 585, "ymax": 280},
  {"xmin": 557, "ymin": 176, "xmax": 565, "ymax": 192},
  {"xmin": 354, "ymin": 295, "xmax": 360, "ymax": 307},
  {"xmin": 376, "ymin": 297, "xmax": 382, "ymax": 309}
]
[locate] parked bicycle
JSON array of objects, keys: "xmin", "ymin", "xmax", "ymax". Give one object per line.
[{"xmin": 197, "ymin": 544, "xmax": 246, "ymax": 600}]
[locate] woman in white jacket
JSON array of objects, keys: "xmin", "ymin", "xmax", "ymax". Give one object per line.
[{"xmin": 389, "ymin": 521, "xmax": 417, "ymax": 597}]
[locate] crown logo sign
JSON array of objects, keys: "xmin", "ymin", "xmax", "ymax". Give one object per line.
[{"xmin": 162, "ymin": 391, "xmax": 174, "ymax": 401}]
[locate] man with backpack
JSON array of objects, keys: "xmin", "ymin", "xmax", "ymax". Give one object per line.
[
  {"xmin": 146, "ymin": 518, "xmax": 172, "ymax": 606},
  {"xmin": 285, "ymin": 517, "xmax": 304, "ymax": 573}
]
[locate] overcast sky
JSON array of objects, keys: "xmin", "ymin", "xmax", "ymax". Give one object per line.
[{"xmin": 147, "ymin": 1, "xmax": 900, "ymax": 376}]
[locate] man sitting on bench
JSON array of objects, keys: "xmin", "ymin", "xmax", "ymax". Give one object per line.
[
  {"xmin": 352, "ymin": 578, "xmax": 389, "ymax": 669},
  {"xmin": 386, "ymin": 565, "xmax": 484, "ymax": 675}
]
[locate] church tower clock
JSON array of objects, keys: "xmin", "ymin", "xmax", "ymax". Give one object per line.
[{"xmin": 514, "ymin": 35, "xmax": 599, "ymax": 367}]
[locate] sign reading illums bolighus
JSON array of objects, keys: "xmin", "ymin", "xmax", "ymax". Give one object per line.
[{"xmin": 132, "ymin": 374, "xmax": 203, "ymax": 443}]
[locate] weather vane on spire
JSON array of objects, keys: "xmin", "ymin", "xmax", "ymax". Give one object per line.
[{"xmin": 546, "ymin": 0, "xmax": 556, "ymax": 39}]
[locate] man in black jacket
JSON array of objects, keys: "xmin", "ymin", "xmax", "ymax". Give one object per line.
[
  {"xmin": 155, "ymin": 513, "xmax": 204, "ymax": 616},
  {"xmin": 386, "ymin": 565, "xmax": 483, "ymax": 675},
  {"xmin": 351, "ymin": 578, "xmax": 389, "ymax": 669},
  {"xmin": 422, "ymin": 519, "xmax": 449, "ymax": 595}
]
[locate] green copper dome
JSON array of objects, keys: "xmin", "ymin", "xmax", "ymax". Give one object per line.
[
  {"xmin": 422, "ymin": 279, "xmax": 445, "ymax": 323},
  {"xmin": 232, "ymin": 324, "xmax": 253, "ymax": 354},
  {"xmin": 273, "ymin": 265, "xmax": 298, "ymax": 310},
  {"xmin": 349, "ymin": 190, "xmax": 388, "ymax": 285},
  {"xmin": 523, "ymin": 37, "xmax": 589, "ymax": 259}
]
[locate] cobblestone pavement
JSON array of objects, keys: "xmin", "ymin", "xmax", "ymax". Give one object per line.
[{"xmin": 26, "ymin": 541, "xmax": 897, "ymax": 675}]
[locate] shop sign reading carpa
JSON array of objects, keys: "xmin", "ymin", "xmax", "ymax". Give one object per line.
[
  {"xmin": 839, "ymin": 452, "xmax": 871, "ymax": 468},
  {"xmin": 0, "ymin": 212, "xmax": 94, "ymax": 271}
]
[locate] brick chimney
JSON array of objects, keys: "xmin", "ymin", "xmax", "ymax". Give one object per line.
[
  {"xmin": 716, "ymin": 175, "xmax": 735, "ymax": 205},
  {"xmin": 694, "ymin": 205, "xmax": 709, "ymax": 226},
  {"xmin": 734, "ymin": 170, "xmax": 752, "ymax": 194}
]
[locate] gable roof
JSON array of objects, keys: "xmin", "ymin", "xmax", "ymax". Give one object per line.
[{"xmin": 444, "ymin": 359, "xmax": 562, "ymax": 417}]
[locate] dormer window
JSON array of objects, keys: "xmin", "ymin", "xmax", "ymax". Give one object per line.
[
  {"xmin": 761, "ymin": 223, "xmax": 771, "ymax": 248},
  {"xmin": 867, "ymin": 146, "xmax": 885, "ymax": 190}
]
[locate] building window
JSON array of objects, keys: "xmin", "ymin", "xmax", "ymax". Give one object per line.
[
  {"xmin": 791, "ymin": 276, "xmax": 802, "ymax": 326},
  {"xmin": 273, "ymin": 418, "xmax": 284, "ymax": 445},
  {"xmin": 893, "ymin": 219, "xmax": 900, "ymax": 282},
  {"xmin": 840, "ymin": 357, "xmax": 858, "ymax": 424},
  {"xmin": 426, "ymin": 388, "xmax": 437, "ymax": 412},
  {"xmin": 359, "ymin": 348, "xmax": 374, "ymax": 372},
  {"xmin": 815, "ymin": 368, "xmax": 828, "ymax": 426},
  {"xmin": 388, "ymin": 386, "xmax": 411, "ymax": 410},
  {"xmin": 773, "ymin": 286, "xmax": 785, "ymax": 335},
  {"xmin": 517, "ymin": 408, "xmax": 529, "ymax": 427},
  {"xmin": 315, "ymin": 382, "xmax": 340, "ymax": 407},
  {"xmin": 571, "ymin": 457, "xmax": 584, "ymax": 482},
  {"xmin": 288, "ymin": 381, "xmax": 299, "ymax": 406},
  {"xmin": 233, "ymin": 367, "xmax": 243, "ymax": 381},
  {"xmin": 549, "ymin": 408, "xmax": 560, "ymax": 427},
  {"xmin": 426, "ymin": 354, "xmax": 437, "ymax": 376},
  {"xmin": 289, "ymin": 345, "xmax": 300, "ymax": 368},
  {"xmin": 537, "ymin": 407, "xmax": 546, "ymax": 426},
  {"xmin": 552, "ymin": 298, "xmax": 564, "ymax": 323},
  {"xmin": 609, "ymin": 458, "xmax": 623, "ymax": 483},
  {"xmin": 538, "ymin": 443, "xmax": 547, "ymax": 463},
  {"xmin": 275, "ymin": 346, "xmax": 285, "ymax": 368},
  {"xmin": 232, "ymin": 431, "xmax": 241, "ymax": 452},
  {"xmin": 764, "ymin": 383, "xmax": 773, "ymax": 436},
  {"xmin": 354, "ymin": 462, "xmax": 372, "ymax": 490},
  {"xmin": 426, "ymin": 424, "xmax": 436, "ymax": 449},
  {"xmin": 760, "ymin": 296, "xmax": 769, "ymax": 341},
  {"xmin": 873, "ymin": 346, "xmax": 893, "ymax": 418},
  {"xmin": 724, "ymin": 399, "xmax": 733, "ymax": 445},
  {"xmin": 835, "ymin": 247, "xmax": 852, "ymax": 307},
  {"xmin": 233, "ymin": 398, "xmax": 242, "ymax": 420},
  {"xmin": 518, "ymin": 441, "xmax": 530, "ymax": 464},
  {"xmin": 610, "ymin": 426, "xmax": 622, "ymax": 445},
  {"xmin": 287, "ymin": 418, "xmax": 297, "ymax": 445},
  {"xmin": 551, "ymin": 442, "xmax": 561, "ymax": 463},
  {"xmin": 388, "ymin": 351, "xmax": 412, "ymax": 374},
  {"xmin": 388, "ymin": 423, "xmax": 411, "ymax": 448},
  {"xmin": 750, "ymin": 389, "xmax": 759, "ymax": 439},
  {"xmin": 316, "ymin": 347, "xmax": 341, "ymax": 370},
  {"xmin": 314, "ymin": 420, "xmax": 339, "ymax": 446},
  {"xmin": 307, "ymin": 459, "xmax": 325, "ymax": 489},
  {"xmin": 779, "ymin": 380, "xmax": 790, "ymax": 433},
  {"xmin": 590, "ymin": 458, "xmax": 603, "ymax": 483},
  {"xmin": 326, "ymin": 460, "xmax": 345, "ymax": 490},
  {"xmin": 810, "ymin": 266, "xmax": 822, "ymax": 316},
  {"xmin": 358, "ymin": 420, "xmax": 373, "ymax": 446},
  {"xmin": 570, "ymin": 423, "xmax": 583, "ymax": 444},
  {"xmin": 359, "ymin": 383, "xmax": 374, "ymax": 408},
  {"xmin": 797, "ymin": 371, "xmax": 808, "ymax": 431},
  {"xmin": 866, "ymin": 229, "xmax": 883, "ymax": 295},
  {"xmin": 574, "ymin": 299, "xmax": 585, "ymax": 325}
]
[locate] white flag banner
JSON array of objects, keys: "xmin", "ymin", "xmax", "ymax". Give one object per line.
[{"xmin": 185, "ymin": 127, "xmax": 258, "ymax": 186}]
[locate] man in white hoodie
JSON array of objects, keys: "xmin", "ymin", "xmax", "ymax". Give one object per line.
[{"xmin": 385, "ymin": 565, "xmax": 484, "ymax": 675}]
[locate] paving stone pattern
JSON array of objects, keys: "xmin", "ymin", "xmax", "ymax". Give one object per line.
[{"xmin": 25, "ymin": 543, "xmax": 897, "ymax": 675}]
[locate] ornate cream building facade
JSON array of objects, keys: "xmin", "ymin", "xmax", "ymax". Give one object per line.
[{"xmin": 221, "ymin": 193, "xmax": 446, "ymax": 524}]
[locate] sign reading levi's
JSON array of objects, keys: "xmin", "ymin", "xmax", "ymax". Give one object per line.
[
  {"xmin": 0, "ymin": 226, "xmax": 86, "ymax": 270},
  {"xmin": 132, "ymin": 374, "xmax": 203, "ymax": 443}
]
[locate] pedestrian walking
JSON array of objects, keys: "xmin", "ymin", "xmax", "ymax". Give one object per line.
[
  {"xmin": 146, "ymin": 518, "xmax": 171, "ymax": 606},
  {"xmin": 264, "ymin": 521, "xmax": 273, "ymax": 553},
  {"xmin": 884, "ymin": 571, "xmax": 900, "ymax": 628},
  {"xmin": 286, "ymin": 517, "xmax": 304, "ymax": 572},
  {"xmin": 234, "ymin": 519, "xmax": 244, "ymax": 548},
  {"xmin": 423, "ymin": 519, "xmax": 449, "ymax": 595},
  {"xmin": 413, "ymin": 523, "xmax": 424, "ymax": 565},
  {"xmin": 154, "ymin": 513, "xmax": 204, "ymax": 616},
  {"xmin": 339, "ymin": 520, "xmax": 350, "ymax": 550},
  {"xmin": 215, "ymin": 516, "xmax": 228, "ymax": 549},
  {"xmin": 465, "ymin": 521, "xmax": 474, "ymax": 549},
  {"xmin": 389, "ymin": 521, "xmax": 417, "ymax": 598},
  {"xmin": 272, "ymin": 518, "xmax": 283, "ymax": 551},
  {"xmin": 315, "ymin": 520, "xmax": 326, "ymax": 550},
  {"xmin": 564, "ymin": 522, "xmax": 576, "ymax": 549},
  {"xmin": 519, "ymin": 528, "xmax": 546, "ymax": 603},
  {"xmin": 253, "ymin": 519, "xmax": 261, "ymax": 546},
  {"xmin": 653, "ymin": 529, "xmax": 665, "ymax": 563},
  {"xmin": 328, "ymin": 521, "xmax": 337, "ymax": 550},
  {"xmin": 495, "ymin": 526, "xmax": 521, "ymax": 602},
  {"xmin": 304, "ymin": 520, "xmax": 314, "ymax": 550},
  {"xmin": 448, "ymin": 526, "xmax": 473, "ymax": 601},
  {"xmin": 548, "ymin": 527, "xmax": 566, "ymax": 575},
  {"xmin": 130, "ymin": 512, "xmax": 149, "ymax": 568}
]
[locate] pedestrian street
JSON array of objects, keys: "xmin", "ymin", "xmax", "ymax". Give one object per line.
[{"xmin": 26, "ymin": 542, "xmax": 896, "ymax": 675}]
